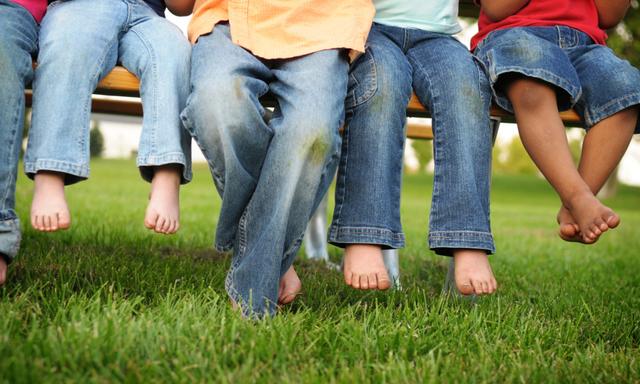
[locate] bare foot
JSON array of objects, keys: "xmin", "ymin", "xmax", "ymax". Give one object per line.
[
  {"xmin": 278, "ymin": 265, "xmax": 302, "ymax": 305},
  {"xmin": 565, "ymin": 191, "xmax": 619, "ymax": 244},
  {"xmin": 557, "ymin": 206, "xmax": 583, "ymax": 242},
  {"xmin": 343, "ymin": 244, "xmax": 391, "ymax": 290},
  {"xmin": 453, "ymin": 249, "xmax": 497, "ymax": 296},
  {"xmin": 0, "ymin": 256, "xmax": 7, "ymax": 286},
  {"xmin": 31, "ymin": 171, "xmax": 71, "ymax": 232},
  {"xmin": 144, "ymin": 166, "xmax": 181, "ymax": 234}
]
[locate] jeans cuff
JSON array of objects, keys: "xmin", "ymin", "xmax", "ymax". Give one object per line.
[
  {"xmin": 137, "ymin": 153, "xmax": 192, "ymax": 184},
  {"xmin": 584, "ymin": 92, "xmax": 640, "ymax": 134},
  {"xmin": 428, "ymin": 230, "xmax": 495, "ymax": 256},
  {"xmin": 328, "ymin": 225, "xmax": 405, "ymax": 249},
  {"xmin": 24, "ymin": 159, "xmax": 89, "ymax": 185},
  {"xmin": 0, "ymin": 217, "xmax": 21, "ymax": 261},
  {"xmin": 224, "ymin": 262, "xmax": 275, "ymax": 319}
]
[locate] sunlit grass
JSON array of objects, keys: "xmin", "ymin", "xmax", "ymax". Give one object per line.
[{"xmin": 2, "ymin": 159, "xmax": 639, "ymax": 383}]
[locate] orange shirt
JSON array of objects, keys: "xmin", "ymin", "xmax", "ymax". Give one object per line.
[{"xmin": 188, "ymin": 0, "xmax": 375, "ymax": 60}]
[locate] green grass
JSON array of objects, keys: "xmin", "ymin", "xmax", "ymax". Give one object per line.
[{"xmin": 2, "ymin": 159, "xmax": 640, "ymax": 383}]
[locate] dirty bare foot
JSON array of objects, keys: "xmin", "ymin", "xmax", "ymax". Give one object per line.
[
  {"xmin": 565, "ymin": 191, "xmax": 619, "ymax": 244},
  {"xmin": 343, "ymin": 244, "xmax": 391, "ymax": 290},
  {"xmin": 453, "ymin": 249, "xmax": 497, "ymax": 296},
  {"xmin": 31, "ymin": 171, "xmax": 71, "ymax": 232},
  {"xmin": 144, "ymin": 165, "xmax": 181, "ymax": 234},
  {"xmin": 278, "ymin": 265, "xmax": 302, "ymax": 305}
]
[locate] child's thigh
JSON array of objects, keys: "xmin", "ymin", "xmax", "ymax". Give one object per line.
[
  {"xmin": 570, "ymin": 45, "xmax": 640, "ymax": 132},
  {"xmin": 0, "ymin": 2, "xmax": 37, "ymax": 82},
  {"xmin": 119, "ymin": 15, "xmax": 191, "ymax": 77},
  {"xmin": 38, "ymin": 0, "xmax": 126, "ymax": 73},
  {"xmin": 475, "ymin": 27, "xmax": 581, "ymax": 112},
  {"xmin": 345, "ymin": 26, "xmax": 412, "ymax": 113},
  {"xmin": 408, "ymin": 36, "xmax": 489, "ymax": 116}
]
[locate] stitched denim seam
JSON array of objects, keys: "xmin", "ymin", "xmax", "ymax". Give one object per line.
[
  {"xmin": 584, "ymin": 92, "xmax": 640, "ymax": 128},
  {"xmin": 24, "ymin": 159, "xmax": 90, "ymax": 179},
  {"xmin": 347, "ymin": 51, "xmax": 378, "ymax": 110},
  {"xmin": 411, "ymin": 56, "xmax": 442, "ymax": 219},
  {"xmin": 331, "ymin": 122, "xmax": 350, "ymax": 227},
  {"xmin": 127, "ymin": 26, "xmax": 159, "ymax": 155}
]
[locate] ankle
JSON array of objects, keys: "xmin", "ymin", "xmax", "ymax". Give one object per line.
[
  {"xmin": 564, "ymin": 188, "xmax": 596, "ymax": 210},
  {"xmin": 34, "ymin": 171, "xmax": 65, "ymax": 188},
  {"xmin": 345, "ymin": 244, "xmax": 383, "ymax": 258},
  {"xmin": 453, "ymin": 249, "xmax": 487, "ymax": 260}
]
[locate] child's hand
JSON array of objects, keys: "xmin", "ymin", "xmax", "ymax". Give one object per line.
[
  {"xmin": 165, "ymin": 0, "xmax": 195, "ymax": 16},
  {"xmin": 480, "ymin": 0, "xmax": 530, "ymax": 22}
]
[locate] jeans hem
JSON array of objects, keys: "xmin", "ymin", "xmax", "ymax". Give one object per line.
[
  {"xmin": 215, "ymin": 242, "xmax": 233, "ymax": 253},
  {"xmin": 137, "ymin": 153, "xmax": 192, "ymax": 184},
  {"xmin": 0, "ymin": 217, "xmax": 21, "ymax": 260},
  {"xmin": 328, "ymin": 225, "xmax": 405, "ymax": 249},
  {"xmin": 584, "ymin": 92, "xmax": 640, "ymax": 134},
  {"xmin": 491, "ymin": 66, "xmax": 581, "ymax": 114},
  {"xmin": 428, "ymin": 230, "xmax": 495, "ymax": 256},
  {"xmin": 224, "ymin": 261, "xmax": 275, "ymax": 319},
  {"xmin": 24, "ymin": 160, "xmax": 89, "ymax": 185}
]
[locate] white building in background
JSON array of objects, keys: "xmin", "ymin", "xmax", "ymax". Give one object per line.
[
  {"xmin": 93, "ymin": 113, "xmax": 207, "ymax": 163},
  {"xmin": 91, "ymin": 14, "xmax": 640, "ymax": 186}
]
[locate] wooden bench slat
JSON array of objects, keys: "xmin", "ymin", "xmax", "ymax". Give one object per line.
[
  {"xmin": 24, "ymin": 65, "xmax": 581, "ymax": 141},
  {"xmin": 407, "ymin": 94, "xmax": 582, "ymax": 124}
]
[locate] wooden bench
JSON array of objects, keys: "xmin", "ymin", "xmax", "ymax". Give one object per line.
[{"xmin": 23, "ymin": 64, "xmax": 584, "ymax": 140}]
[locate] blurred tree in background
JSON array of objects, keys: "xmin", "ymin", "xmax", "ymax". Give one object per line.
[{"xmin": 90, "ymin": 121, "xmax": 104, "ymax": 158}]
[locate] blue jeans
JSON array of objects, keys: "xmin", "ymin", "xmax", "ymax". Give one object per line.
[
  {"xmin": 25, "ymin": 0, "xmax": 192, "ymax": 184},
  {"xmin": 0, "ymin": 1, "xmax": 39, "ymax": 262},
  {"xmin": 181, "ymin": 24, "xmax": 347, "ymax": 317},
  {"xmin": 329, "ymin": 23, "xmax": 495, "ymax": 255}
]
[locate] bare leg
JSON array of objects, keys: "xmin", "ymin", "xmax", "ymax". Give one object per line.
[
  {"xmin": 453, "ymin": 249, "xmax": 497, "ymax": 296},
  {"xmin": 278, "ymin": 265, "xmax": 302, "ymax": 305},
  {"xmin": 144, "ymin": 165, "xmax": 181, "ymax": 234},
  {"xmin": 0, "ymin": 257, "xmax": 6, "ymax": 286},
  {"xmin": 343, "ymin": 244, "xmax": 392, "ymax": 290},
  {"xmin": 506, "ymin": 77, "xmax": 618, "ymax": 243},
  {"xmin": 31, "ymin": 171, "xmax": 71, "ymax": 232},
  {"xmin": 557, "ymin": 107, "xmax": 638, "ymax": 242}
]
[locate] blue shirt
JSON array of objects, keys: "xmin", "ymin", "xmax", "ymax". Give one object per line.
[
  {"xmin": 373, "ymin": 0, "xmax": 461, "ymax": 34},
  {"xmin": 144, "ymin": 0, "xmax": 165, "ymax": 16}
]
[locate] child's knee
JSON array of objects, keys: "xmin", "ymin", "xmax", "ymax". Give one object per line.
[{"xmin": 505, "ymin": 76, "xmax": 556, "ymax": 111}]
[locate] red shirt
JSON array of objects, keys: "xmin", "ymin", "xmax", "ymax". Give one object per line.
[
  {"xmin": 471, "ymin": 0, "xmax": 607, "ymax": 51},
  {"xmin": 12, "ymin": 0, "xmax": 47, "ymax": 23}
]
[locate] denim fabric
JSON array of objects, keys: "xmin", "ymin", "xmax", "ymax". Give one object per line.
[
  {"xmin": 181, "ymin": 24, "xmax": 347, "ymax": 317},
  {"xmin": 475, "ymin": 26, "xmax": 640, "ymax": 133},
  {"xmin": 0, "ymin": 1, "xmax": 38, "ymax": 261},
  {"xmin": 329, "ymin": 22, "xmax": 495, "ymax": 255},
  {"xmin": 25, "ymin": 0, "xmax": 192, "ymax": 184}
]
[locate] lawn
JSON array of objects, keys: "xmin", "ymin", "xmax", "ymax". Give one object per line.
[{"xmin": 2, "ymin": 159, "xmax": 639, "ymax": 383}]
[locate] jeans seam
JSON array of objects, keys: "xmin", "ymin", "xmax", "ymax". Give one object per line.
[
  {"xmin": 332, "ymin": 120, "xmax": 350, "ymax": 226},
  {"xmin": 127, "ymin": 27, "xmax": 158, "ymax": 156},
  {"xmin": 2, "ymin": 86, "xmax": 23, "ymax": 211},
  {"xmin": 348, "ymin": 51, "xmax": 378, "ymax": 109},
  {"xmin": 411, "ymin": 57, "xmax": 441, "ymax": 222},
  {"xmin": 584, "ymin": 92, "xmax": 640, "ymax": 127},
  {"xmin": 80, "ymin": 30, "xmax": 121, "ymax": 163}
]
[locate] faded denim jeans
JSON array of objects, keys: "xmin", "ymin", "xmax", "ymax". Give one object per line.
[
  {"xmin": 181, "ymin": 23, "xmax": 347, "ymax": 317},
  {"xmin": 329, "ymin": 23, "xmax": 496, "ymax": 255},
  {"xmin": 25, "ymin": 0, "xmax": 192, "ymax": 184},
  {"xmin": 0, "ymin": 0, "xmax": 38, "ymax": 262}
]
